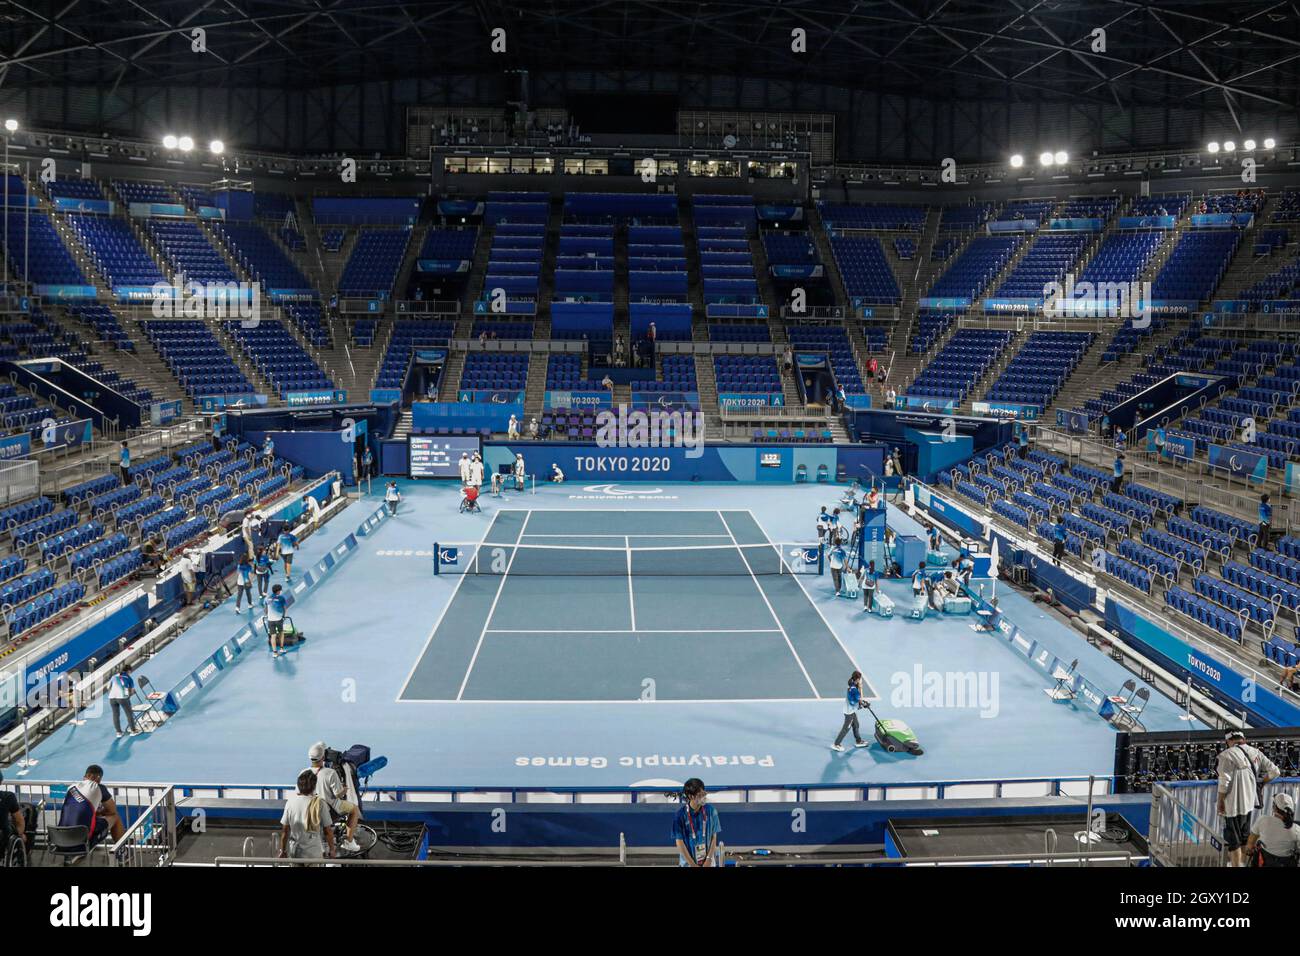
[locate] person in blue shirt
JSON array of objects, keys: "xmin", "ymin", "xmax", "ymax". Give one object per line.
[
  {"xmin": 671, "ymin": 778, "xmax": 721, "ymax": 867},
  {"xmin": 277, "ymin": 529, "xmax": 298, "ymax": 582},
  {"xmin": 1111, "ymin": 454, "xmax": 1124, "ymax": 494},
  {"xmin": 1259, "ymin": 493, "xmax": 1273, "ymax": 550},
  {"xmin": 360, "ymin": 446, "xmax": 374, "ymax": 484},
  {"xmin": 832, "ymin": 671, "xmax": 869, "ymax": 751},
  {"xmin": 1114, "ymin": 428, "xmax": 1127, "ymax": 449},
  {"xmin": 1052, "ymin": 516, "xmax": 1068, "ymax": 566},
  {"xmin": 234, "ymin": 555, "xmax": 254, "ymax": 612},
  {"xmin": 956, "ymin": 552, "xmax": 975, "ymax": 587},
  {"xmin": 254, "ymin": 546, "xmax": 273, "ymax": 597},
  {"xmin": 265, "ymin": 584, "xmax": 288, "ymax": 656},
  {"xmin": 911, "ymin": 562, "xmax": 928, "ymax": 617},
  {"xmin": 927, "ymin": 524, "xmax": 942, "ymax": 554},
  {"xmin": 118, "ymin": 442, "xmax": 131, "ymax": 483},
  {"xmin": 858, "ymin": 560, "xmax": 879, "ymax": 612},
  {"xmin": 262, "ymin": 436, "xmax": 276, "ymax": 468},
  {"xmin": 1017, "ymin": 426, "xmax": 1029, "ymax": 460}
]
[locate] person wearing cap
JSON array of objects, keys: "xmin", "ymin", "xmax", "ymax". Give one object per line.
[
  {"xmin": 1217, "ymin": 730, "xmax": 1281, "ymax": 866},
  {"xmin": 384, "ymin": 480, "xmax": 400, "ymax": 515},
  {"xmin": 831, "ymin": 671, "xmax": 870, "ymax": 752},
  {"xmin": 507, "ymin": 414, "xmax": 519, "ymax": 440},
  {"xmin": 1247, "ymin": 792, "xmax": 1300, "ymax": 866},
  {"xmin": 549, "ymin": 463, "xmax": 565, "ymax": 483},
  {"xmin": 458, "ymin": 452, "xmax": 472, "ymax": 486},
  {"xmin": 469, "ymin": 453, "xmax": 484, "ymax": 490},
  {"xmin": 527, "ymin": 417, "xmax": 539, "ymax": 439},
  {"xmin": 671, "ymin": 778, "xmax": 720, "ymax": 867},
  {"xmin": 279, "ymin": 768, "xmax": 335, "ymax": 862},
  {"xmin": 306, "ymin": 743, "xmax": 361, "ymax": 854},
  {"xmin": 513, "ymin": 452, "xmax": 527, "ymax": 491}
]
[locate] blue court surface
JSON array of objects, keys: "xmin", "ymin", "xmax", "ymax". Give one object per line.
[{"xmin": 26, "ymin": 480, "xmax": 1200, "ymax": 790}]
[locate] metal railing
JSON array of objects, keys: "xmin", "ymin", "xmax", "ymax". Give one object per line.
[
  {"xmin": 108, "ymin": 785, "xmax": 178, "ymax": 867},
  {"xmin": 170, "ymin": 774, "xmax": 1108, "ymax": 805},
  {"xmin": 1148, "ymin": 782, "xmax": 1227, "ymax": 867}
]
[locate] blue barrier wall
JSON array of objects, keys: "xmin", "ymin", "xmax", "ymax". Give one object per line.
[{"xmin": 479, "ymin": 441, "xmax": 848, "ymax": 483}]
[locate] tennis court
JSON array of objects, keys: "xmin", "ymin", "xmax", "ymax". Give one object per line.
[{"xmin": 399, "ymin": 509, "xmax": 863, "ymax": 702}]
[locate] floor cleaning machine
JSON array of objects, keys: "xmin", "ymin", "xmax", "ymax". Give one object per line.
[{"xmin": 862, "ymin": 701, "xmax": 924, "ymax": 755}]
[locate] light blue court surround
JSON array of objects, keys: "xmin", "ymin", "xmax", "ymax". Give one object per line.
[{"xmin": 21, "ymin": 480, "xmax": 1200, "ymax": 791}]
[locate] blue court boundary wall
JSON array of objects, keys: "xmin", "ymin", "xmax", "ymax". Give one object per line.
[
  {"xmin": 179, "ymin": 788, "xmax": 1150, "ymax": 851},
  {"xmin": 914, "ymin": 481, "xmax": 1300, "ymax": 728},
  {"xmin": 155, "ymin": 501, "xmax": 390, "ymax": 717}
]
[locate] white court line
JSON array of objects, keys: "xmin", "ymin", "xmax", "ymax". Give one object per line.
[
  {"xmin": 483, "ymin": 628, "xmax": 785, "ymax": 634},
  {"xmin": 741, "ymin": 508, "xmax": 870, "ymax": 696},
  {"xmin": 625, "ymin": 535, "xmax": 636, "ymax": 631},
  {"xmin": 718, "ymin": 511, "xmax": 820, "ymax": 699},
  {"xmin": 396, "ymin": 696, "xmax": 821, "ymax": 705},
  {"xmin": 395, "ymin": 513, "xmax": 510, "ymax": 701},
  {"xmin": 456, "ymin": 510, "xmax": 532, "ymax": 700}
]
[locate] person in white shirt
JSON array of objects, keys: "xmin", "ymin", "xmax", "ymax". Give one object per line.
[
  {"xmin": 1217, "ymin": 730, "xmax": 1281, "ymax": 866},
  {"xmin": 469, "ymin": 454, "xmax": 484, "ymax": 489},
  {"xmin": 458, "ymin": 453, "xmax": 472, "ymax": 486},
  {"xmin": 241, "ymin": 510, "xmax": 264, "ymax": 559},
  {"xmin": 106, "ymin": 664, "xmax": 140, "ymax": 738},
  {"xmin": 279, "ymin": 769, "xmax": 335, "ymax": 861},
  {"xmin": 513, "ymin": 453, "xmax": 527, "ymax": 491},
  {"xmin": 179, "ymin": 550, "xmax": 198, "ymax": 606},
  {"xmin": 528, "ymin": 417, "xmax": 539, "ymax": 439},
  {"xmin": 302, "ymin": 494, "xmax": 322, "ymax": 531},
  {"xmin": 601, "ymin": 374, "xmax": 614, "ymax": 394},
  {"xmin": 816, "ymin": 506, "xmax": 831, "ymax": 543},
  {"xmin": 306, "ymin": 741, "xmax": 361, "ymax": 853},
  {"xmin": 550, "ymin": 463, "xmax": 564, "ymax": 483},
  {"xmin": 384, "ymin": 481, "xmax": 401, "ymax": 515},
  {"xmin": 886, "ymin": 386, "xmax": 897, "ymax": 409},
  {"xmin": 1247, "ymin": 792, "xmax": 1300, "ymax": 867},
  {"xmin": 507, "ymin": 414, "xmax": 519, "ymax": 440}
]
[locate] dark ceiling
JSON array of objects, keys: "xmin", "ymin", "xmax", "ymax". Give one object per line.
[{"xmin": 3, "ymin": 1, "xmax": 1299, "ymax": 121}]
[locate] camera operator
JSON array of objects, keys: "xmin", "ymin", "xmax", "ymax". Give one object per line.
[{"xmin": 306, "ymin": 742, "xmax": 361, "ymax": 854}]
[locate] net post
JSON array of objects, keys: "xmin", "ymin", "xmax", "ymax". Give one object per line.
[
  {"xmin": 433, "ymin": 541, "xmax": 440, "ymax": 576},
  {"xmin": 818, "ymin": 543, "xmax": 825, "ymax": 576}
]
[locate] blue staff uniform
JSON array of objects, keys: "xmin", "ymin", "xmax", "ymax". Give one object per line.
[{"xmin": 671, "ymin": 802, "xmax": 722, "ymax": 867}]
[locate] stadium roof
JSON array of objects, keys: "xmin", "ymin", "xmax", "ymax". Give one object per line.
[{"xmin": 2, "ymin": 0, "xmax": 1298, "ymax": 121}]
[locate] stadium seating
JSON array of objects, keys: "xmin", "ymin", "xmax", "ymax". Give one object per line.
[{"xmin": 338, "ymin": 229, "xmax": 411, "ymax": 298}]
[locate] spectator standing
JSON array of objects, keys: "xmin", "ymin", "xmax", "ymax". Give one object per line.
[
  {"xmin": 118, "ymin": 442, "xmax": 130, "ymax": 484},
  {"xmin": 1258, "ymin": 494, "xmax": 1272, "ymax": 550},
  {"xmin": 1217, "ymin": 730, "xmax": 1280, "ymax": 867}
]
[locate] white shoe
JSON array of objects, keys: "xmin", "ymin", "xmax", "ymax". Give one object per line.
[
  {"xmin": 115, "ymin": 732, "xmax": 123, "ymax": 739},
  {"xmin": 339, "ymin": 838, "xmax": 361, "ymax": 853},
  {"xmin": 854, "ymin": 740, "xmax": 870, "ymax": 748},
  {"xmin": 831, "ymin": 743, "xmax": 845, "ymax": 752}
]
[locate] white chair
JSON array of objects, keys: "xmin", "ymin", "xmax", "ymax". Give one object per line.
[{"xmin": 1044, "ymin": 658, "xmax": 1079, "ymax": 700}]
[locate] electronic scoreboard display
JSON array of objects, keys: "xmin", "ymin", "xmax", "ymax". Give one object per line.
[{"xmin": 408, "ymin": 435, "xmax": 481, "ymax": 478}]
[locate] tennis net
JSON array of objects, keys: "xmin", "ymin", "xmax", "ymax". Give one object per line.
[{"xmin": 432, "ymin": 541, "xmax": 824, "ymax": 576}]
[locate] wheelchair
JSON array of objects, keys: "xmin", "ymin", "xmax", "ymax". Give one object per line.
[
  {"xmin": 1, "ymin": 803, "xmax": 41, "ymax": 868},
  {"xmin": 459, "ymin": 487, "xmax": 482, "ymax": 514}
]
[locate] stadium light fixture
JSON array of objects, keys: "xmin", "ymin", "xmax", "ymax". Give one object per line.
[
  {"xmin": 1243, "ymin": 139, "xmax": 1256, "ymax": 151},
  {"xmin": 209, "ymin": 139, "xmax": 224, "ymax": 155},
  {"xmin": 1009, "ymin": 154, "xmax": 1024, "ymax": 168},
  {"xmin": 3, "ymin": 119, "xmax": 16, "ymax": 133},
  {"xmin": 1223, "ymin": 140, "xmax": 1235, "ymax": 152},
  {"xmin": 1053, "ymin": 150, "xmax": 1068, "ymax": 165},
  {"xmin": 162, "ymin": 134, "xmax": 178, "ymax": 149},
  {"xmin": 1206, "ymin": 141, "xmax": 1219, "ymax": 153},
  {"xmin": 1264, "ymin": 138, "xmax": 1276, "ymax": 149},
  {"xmin": 177, "ymin": 136, "xmax": 194, "ymax": 152},
  {"xmin": 1038, "ymin": 151, "xmax": 1054, "ymax": 166}
]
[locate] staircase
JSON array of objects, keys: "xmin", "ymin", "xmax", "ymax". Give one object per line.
[
  {"xmin": 391, "ymin": 224, "xmax": 428, "ymax": 301},
  {"xmin": 807, "ymin": 204, "xmax": 848, "ymax": 313},
  {"xmin": 52, "ymin": 303, "xmax": 187, "ymax": 408},
  {"xmin": 437, "ymin": 349, "xmax": 467, "ymax": 402},
  {"xmin": 1047, "ymin": 318, "xmax": 1186, "ymax": 420}
]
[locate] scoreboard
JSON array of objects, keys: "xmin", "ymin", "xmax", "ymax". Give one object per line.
[{"xmin": 408, "ymin": 435, "xmax": 481, "ymax": 478}]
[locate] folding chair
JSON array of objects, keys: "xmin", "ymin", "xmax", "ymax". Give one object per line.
[
  {"xmin": 1044, "ymin": 659, "xmax": 1080, "ymax": 701},
  {"xmin": 1119, "ymin": 687, "xmax": 1150, "ymax": 731}
]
